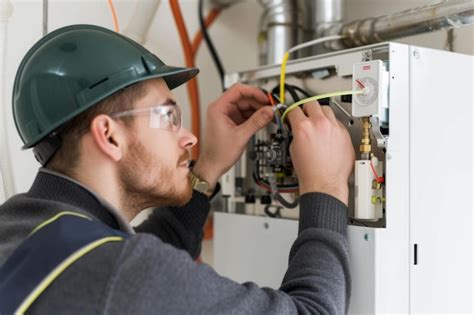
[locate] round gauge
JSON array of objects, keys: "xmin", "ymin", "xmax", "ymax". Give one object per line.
[{"xmin": 355, "ymin": 77, "xmax": 378, "ymax": 106}]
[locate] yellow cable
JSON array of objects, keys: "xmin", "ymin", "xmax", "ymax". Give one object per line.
[
  {"xmin": 279, "ymin": 51, "xmax": 290, "ymax": 104},
  {"xmin": 281, "ymin": 90, "xmax": 364, "ymax": 122},
  {"xmin": 279, "ymin": 36, "xmax": 344, "ymax": 106}
]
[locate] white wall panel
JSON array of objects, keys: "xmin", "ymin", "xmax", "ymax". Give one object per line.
[{"xmin": 409, "ymin": 45, "xmax": 473, "ymax": 313}]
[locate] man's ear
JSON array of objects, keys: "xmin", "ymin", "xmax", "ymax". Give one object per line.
[{"xmin": 89, "ymin": 114, "xmax": 124, "ymax": 162}]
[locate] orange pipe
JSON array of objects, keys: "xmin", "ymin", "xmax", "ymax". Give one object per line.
[
  {"xmin": 191, "ymin": 8, "xmax": 221, "ymax": 59},
  {"xmin": 107, "ymin": 0, "xmax": 120, "ymax": 32},
  {"xmin": 170, "ymin": 0, "xmax": 201, "ymax": 159}
]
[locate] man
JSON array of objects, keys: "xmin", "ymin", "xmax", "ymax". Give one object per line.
[{"xmin": 0, "ymin": 25, "xmax": 354, "ymax": 314}]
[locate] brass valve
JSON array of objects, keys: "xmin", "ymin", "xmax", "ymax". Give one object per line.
[{"xmin": 360, "ymin": 117, "xmax": 372, "ymax": 157}]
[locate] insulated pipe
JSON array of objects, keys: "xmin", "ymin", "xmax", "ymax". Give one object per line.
[
  {"xmin": 323, "ymin": 1, "xmax": 474, "ymax": 50},
  {"xmin": 0, "ymin": 0, "xmax": 15, "ymax": 201},
  {"xmin": 123, "ymin": 0, "xmax": 161, "ymax": 44}
]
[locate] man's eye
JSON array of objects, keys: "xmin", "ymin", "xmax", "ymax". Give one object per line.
[
  {"xmin": 163, "ymin": 111, "xmax": 173, "ymax": 121},
  {"xmin": 172, "ymin": 116, "xmax": 178, "ymax": 125}
]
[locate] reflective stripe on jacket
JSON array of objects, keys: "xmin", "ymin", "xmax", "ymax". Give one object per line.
[{"xmin": 0, "ymin": 211, "xmax": 128, "ymax": 314}]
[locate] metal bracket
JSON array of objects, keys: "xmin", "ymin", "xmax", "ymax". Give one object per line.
[
  {"xmin": 369, "ymin": 116, "xmax": 386, "ymax": 148},
  {"xmin": 362, "ymin": 49, "xmax": 373, "ymax": 61}
]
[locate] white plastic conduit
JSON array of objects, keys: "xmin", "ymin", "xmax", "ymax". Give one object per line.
[
  {"xmin": 123, "ymin": 0, "xmax": 161, "ymax": 44},
  {"xmin": 0, "ymin": 0, "xmax": 15, "ymax": 203}
]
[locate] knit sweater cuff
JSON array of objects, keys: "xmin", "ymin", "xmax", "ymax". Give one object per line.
[{"xmin": 298, "ymin": 192, "xmax": 348, "ymax": 236}]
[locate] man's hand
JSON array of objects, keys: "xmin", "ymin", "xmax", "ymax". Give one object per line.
[
  {"xmin": 193, "ymin": 84, "xmax": 274, "ymax": 191},
  {"xmin": 287, "ymin": 101, "xmax": 355, "ymax": 205}
]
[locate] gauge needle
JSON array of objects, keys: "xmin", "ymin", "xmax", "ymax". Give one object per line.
[{"xmin": 355, "ymin": 79, "xmax": 365, "ymax": 89}]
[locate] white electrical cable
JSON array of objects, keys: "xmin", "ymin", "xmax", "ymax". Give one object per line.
[
  {"xmin": 0, "ymin": 0, "xmax": 15, "ymax": 202},
  {"xmin": 287, "ymin": 35, "xmax": 345, "ymax": 54}
]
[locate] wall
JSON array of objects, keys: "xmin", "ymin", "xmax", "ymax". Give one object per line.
[{"xmin": 3, "ymin": 0, "xmax": 473, "ymax": 194}]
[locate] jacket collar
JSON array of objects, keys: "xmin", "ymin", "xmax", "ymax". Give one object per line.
[{"xmin": 27, "ymin": 168, "xmax": 135, "ymax": 234}]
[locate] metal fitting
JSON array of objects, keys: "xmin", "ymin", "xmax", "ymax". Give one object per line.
[{"xmin": 360, "ymin": 117, "xmax": 372, "ymax": 158}]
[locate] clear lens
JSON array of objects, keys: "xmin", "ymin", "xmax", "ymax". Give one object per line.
[
  {"xmin": 149, "ymin": 105, "xmax": 182, "ymax": 132},
  {"xmin": 111, "ymin": 104, "xmax": 182, "ymax": 132}
]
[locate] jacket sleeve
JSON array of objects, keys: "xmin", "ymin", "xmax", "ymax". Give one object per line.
[
  {"xmin": 106, "ymin": 192, "xmax": 351, "ymax": 314},
  {"xmin": 134, "ymin": 190, "xmax": 210, "ymax": 259}
]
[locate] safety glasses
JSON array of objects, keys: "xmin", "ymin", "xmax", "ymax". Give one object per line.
[{"xmin": 110, "ymin": 105, "xmax": 182, "ymax": 132}]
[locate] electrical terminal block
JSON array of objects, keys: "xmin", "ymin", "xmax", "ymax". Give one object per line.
[{"xmin": 262, "ymin": 131, "xmax": 292, "ymax": 171}]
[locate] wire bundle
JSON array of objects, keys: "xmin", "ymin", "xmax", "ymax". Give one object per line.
[{"xmin": 277, "ymin": 35, "xmax": 366, "ymax": 124}]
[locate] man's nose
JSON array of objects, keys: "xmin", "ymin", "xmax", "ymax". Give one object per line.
[{"xmin": 178, "ymin": 128, "xmax": 198, "ymax": 149}]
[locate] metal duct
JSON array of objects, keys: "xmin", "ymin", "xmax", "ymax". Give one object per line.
[
  {"xmin": 323, "ymin": 1, "xmax": 474, "ymax": 50},
  {"xmin": 304, "ymin": 0, "xmax": 344, "ymax": 54},
  {"xmin": 258, "ymin": 0, "xmax": 305, "ymax": 65}
]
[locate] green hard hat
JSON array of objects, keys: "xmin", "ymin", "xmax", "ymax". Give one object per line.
[{"xmin": 13, "ymin": 24, "xmax": 199, "ymax": 164}]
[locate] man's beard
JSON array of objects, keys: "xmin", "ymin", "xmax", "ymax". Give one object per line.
[{"xmin": 118, "ymin": 138, "xmax": 192, "ymax": 217}]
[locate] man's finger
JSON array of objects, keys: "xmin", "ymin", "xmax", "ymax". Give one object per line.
[
  {"xmin": 321, "ymin": 106, "xmax": 337, "ymax": 123},
  {"xmin": 302, "ymin": 101, "xmax": 321, "ymax": 118},
  {"xmin": 235, "ymin": 100, "xmax": 266, "ymax": 113},
  {"xmin": 286, "ymin": 106, "xmax": 307, "ymax": 127},
  {"xmin": 224, "ymin": 83, "xmax": 269, "ymax": 105},
  {"xmin": 238, "ymin": 106, "xmax": 274, "ymax": 140},
  {"xmin": 226, "ymin": 108, "xmax": 246, "ymax": 125},
  {"xmin": 224, "ymin": 101, "xmax": 266, "ymax": 125}
]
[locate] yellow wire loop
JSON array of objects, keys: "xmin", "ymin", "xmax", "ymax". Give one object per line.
[
  {"xmin": 279, "ymin": 51, "xmax": 290, "ymax": 104},
  {"xmin": 281, "ymin": 90, "xmax": 364, "ymax": 123}
]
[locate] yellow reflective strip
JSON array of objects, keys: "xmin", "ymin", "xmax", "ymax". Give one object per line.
[
  {"xmin": 29, "ymin": 211, "xmax": 91, "ymax": 236},
  {"xmin": 15, "ymin": 236, "xmax": 123, "ymax": 314}
]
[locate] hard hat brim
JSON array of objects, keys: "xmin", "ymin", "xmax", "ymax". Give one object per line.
[{"xmin": 157, "ymin": 65, "xmax": 199, "ymax": 90}]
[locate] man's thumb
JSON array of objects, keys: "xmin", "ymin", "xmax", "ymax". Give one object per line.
[{"xmin": 239, "ymin": 106, "xmax": 274, "ymax": 138}]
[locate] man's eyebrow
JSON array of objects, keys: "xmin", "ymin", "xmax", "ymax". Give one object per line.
[{"xmin": 160, "ymin": 98, "xmax": 177, "ymax": 105}]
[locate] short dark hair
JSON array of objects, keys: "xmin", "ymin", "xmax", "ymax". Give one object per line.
[{"xmin": 46, "ymin": 82, "xmax": 148, "ymax": 176}]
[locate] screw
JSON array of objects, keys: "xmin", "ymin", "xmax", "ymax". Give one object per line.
[{"xmin": 413, "ymin": 49, "xmax": 420, "ymax": 59}]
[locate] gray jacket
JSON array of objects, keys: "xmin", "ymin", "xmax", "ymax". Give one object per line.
[{"xmin": 0, "ymin": 169, "xmax": 351, "ymax": 314}]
